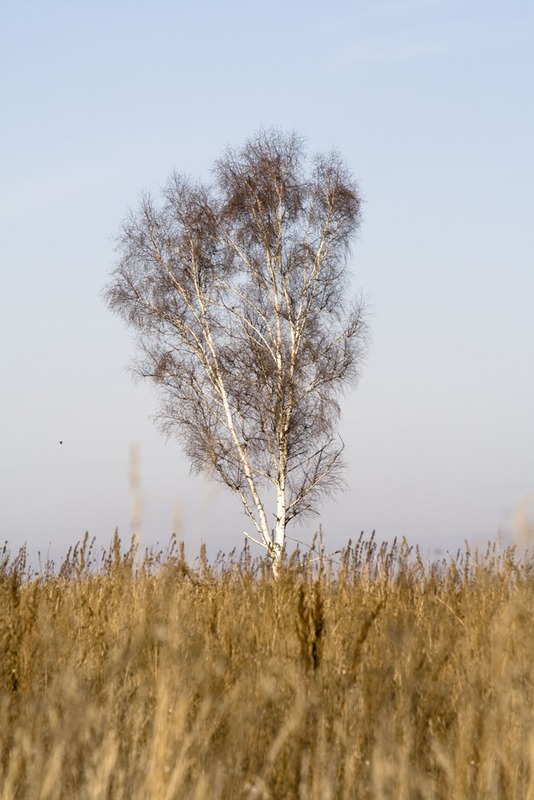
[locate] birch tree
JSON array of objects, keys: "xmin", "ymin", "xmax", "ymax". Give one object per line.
[{"xmin": 105, "ymin": 130, "xmax": 367, "ymax": 573}]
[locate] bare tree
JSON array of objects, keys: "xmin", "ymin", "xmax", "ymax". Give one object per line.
[{"xmin": 105, "ymin": 130, "xmax": 367, "ymax": 573}]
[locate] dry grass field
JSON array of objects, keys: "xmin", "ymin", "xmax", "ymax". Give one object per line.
[{"xmin": 1, "ymin": 531, "xmax": 533, "ymax": 799}]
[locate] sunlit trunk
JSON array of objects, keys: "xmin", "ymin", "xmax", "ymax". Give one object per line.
[{"xmin": 271, "ymin": 482, "xmax": 286, "ymax": 577}]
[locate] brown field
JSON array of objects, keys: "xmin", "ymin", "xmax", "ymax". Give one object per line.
[{"xmin": 1, "ymin": 531, "xmax": 533, "ymax": 799}]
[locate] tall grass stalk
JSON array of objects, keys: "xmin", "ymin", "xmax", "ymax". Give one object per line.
[{"xmin": 1, "ymin": 532, "xmax": 533, "ymax": 798}]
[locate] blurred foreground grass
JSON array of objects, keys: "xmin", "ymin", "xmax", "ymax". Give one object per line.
[{"xmin": 1, "ymin": 531, "xmax": 533, "ymax": 799}]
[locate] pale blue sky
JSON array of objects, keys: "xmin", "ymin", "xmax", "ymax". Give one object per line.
[{"xmin": 1, "ymin": 0, "xmax": 533, "ymax": 564}]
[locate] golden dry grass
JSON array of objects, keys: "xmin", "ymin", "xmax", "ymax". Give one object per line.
[{"xmin": 1, "ymin": 531, "xmax": 533, "ymax": 799}]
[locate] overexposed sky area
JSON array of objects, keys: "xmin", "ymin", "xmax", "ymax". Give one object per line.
[{"xmin": 1, "ymin": 0, "xmax": 533, "ymax": 565}]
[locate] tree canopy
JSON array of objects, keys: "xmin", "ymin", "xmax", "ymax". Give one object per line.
[{"xmin": 105, "ymin": 129, "xmax": 368, "ymax": 570}]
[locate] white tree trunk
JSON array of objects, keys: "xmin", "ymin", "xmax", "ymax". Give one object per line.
[{"xmin": 271, "ymin": 482, "xmax": 286, "ymax": 577}]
